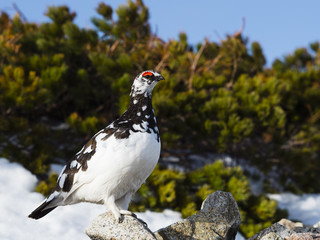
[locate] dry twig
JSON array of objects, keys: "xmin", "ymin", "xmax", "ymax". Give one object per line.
[{"xmin": 188, "ymin": 39, "xmax": 208, "ymax": 90}]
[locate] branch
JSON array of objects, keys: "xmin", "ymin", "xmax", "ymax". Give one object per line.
[
  {"xmin": 226, "ymin": 18, "xmax": 246, "ymax": 89},
  {"xmin": 233, "ymin": 17, "xmax": 245, "ymax": 37},
  {"xmin": 188, "ymin": 39, "xmax": 207, "ymax": 90},
  {"xmin": 207, "ymin": 53, "xmax": 222, "ymax": 70},
  {"xmin": 226, "ymin": 51, "xmax": 239, "ymax": 89},
  {"xmin": 110, "ymin": 39, "xmax": 120, "ymax": 53},
  {"xmin": 12, "ymin": 3, "xmax": 28, "ymax": 22},
  {"xmin": 155, "ymin": 52, "xmax": 170, "ymax": 72}
]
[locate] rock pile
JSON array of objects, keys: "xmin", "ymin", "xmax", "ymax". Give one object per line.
[
  {"xmin": 86, "ymin": 191, "xmax": 320, "ymax": 240},
  {"xmin": 86, "ymin": 191, "xmax": 241, "ymax": 240},
  {"xmin": 248, "ymin": 219, "xmax": 320, "ymax": 240}
]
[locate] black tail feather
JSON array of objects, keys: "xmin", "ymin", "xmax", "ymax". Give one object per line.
[{"xmin": 28, "ymin": 201, "xmax": 57, "ymax": 220}]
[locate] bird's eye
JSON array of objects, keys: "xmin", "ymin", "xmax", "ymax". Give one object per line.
[{"xmin": 142, "ymin": 71, "xmax": 153, "ymax": 78}]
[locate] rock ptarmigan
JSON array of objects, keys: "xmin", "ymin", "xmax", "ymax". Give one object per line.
[{"xmin": 29, "ymin": 70, "xmax": 164, "ymax": 222}]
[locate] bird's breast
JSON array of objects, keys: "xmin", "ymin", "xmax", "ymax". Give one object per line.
[{"xmin": 87, "ymin": 130, "xmax": 160, "ymax": 186}]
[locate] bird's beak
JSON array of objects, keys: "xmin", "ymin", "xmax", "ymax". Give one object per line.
[{"xmin": 157, "ymin": 75, "xmax": 165, "ymax": 81}]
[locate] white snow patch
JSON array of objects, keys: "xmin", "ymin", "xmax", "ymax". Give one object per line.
[
  {"xmin": 2, "ymin": 158, "xmax": 310, "ymax": 240},
  {"xmin": 136, "ymin": 210, "xmax": 181, "ymax": 231},
  {"xmin": 51, "ymin": 123, "xmax": 69, "ymax": 130},
  {"xmin": 269, "ymin": 193, "xmax": 320, "ymax": 225},
  {"xmin": 57, "ymin": 165, "xmax": 66, "ymax": 179},
  {"xmin": 0, "ymin": 158, "xmax": 184, "ymax": 240},
  {"xmin": 162, "ymin": 156, "xmax": 180, "ymax": 162},
  {"xmin": 236, "ymin": 233, "xmax": 246, "ymax": 240},
  {"xmin": 51, "ymin": 163, "xmax": 65, "ymax": 174}
]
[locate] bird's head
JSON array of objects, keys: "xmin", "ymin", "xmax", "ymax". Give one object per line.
[{"xmin": 130, "ymin": 70, "xmax": 165, "ymax": 97}]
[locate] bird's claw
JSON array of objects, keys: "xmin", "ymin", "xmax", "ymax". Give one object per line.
[
  {"xmin": 137, "ymin": 217, "xmax": 148, "ymax": 227},
  {"xmin": 116, "ymin": 210, "xmax": 147, "ymax": 227},
  {"xmin": 118, "ymin": 215, "xmax": 124, "ymax": 223}
]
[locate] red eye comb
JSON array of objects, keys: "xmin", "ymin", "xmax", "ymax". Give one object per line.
[{"xmin": 142, "ymin": 71, "xmax": 153, "ymax": 77}]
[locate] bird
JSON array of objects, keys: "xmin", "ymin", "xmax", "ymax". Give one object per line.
[{"xmin": 29, "ymin": 70, "xmax": 165, "ymax": 222}]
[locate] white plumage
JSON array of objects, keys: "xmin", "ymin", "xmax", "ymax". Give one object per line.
[
  {"xmin": 68, "ymin": 131, "xmax": 159, "ymax": 219},
  {"xmin": 29, "ymin": 70, "xmax": 164, "ymax": 222}
]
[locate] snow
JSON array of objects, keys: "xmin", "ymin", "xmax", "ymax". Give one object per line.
[
  {"xmin": 0, "ymin": 158, "xmax": 181, "ymax": 240},
  {"xmin": 269, "ymin": 193, "xmax": 320, "ymax": 226},
  {"xmin": 135, "ymin": 210, "xmax": 182, "ymax": 231},
  {"xmin": 51, "ymin": 163, "xmax": 65, "ymax": 174},
  {"xmin": 2, "ymin": 157, "xmax": 318, "ymax": 240}
]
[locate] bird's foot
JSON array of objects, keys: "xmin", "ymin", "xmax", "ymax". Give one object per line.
[
  {"xmin": 119, "ymin": 210, "xmax": 147, "ymax": 227},
  {"xmin": 119, "ymin": 209, "xmax": 135, "ymax": 217},
  {"xmin": 137, "ymin": 217, "xmax": 148, "ymax": 227}
]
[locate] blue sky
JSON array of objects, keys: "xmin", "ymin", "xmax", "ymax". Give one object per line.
[{"xmin": 1, "ymin": 0, "xmax": 320, "ymax": 65}]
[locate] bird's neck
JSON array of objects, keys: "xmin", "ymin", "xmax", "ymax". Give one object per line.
[
  {"xmin": 130, "ymin": 92, "xmax": 152, "ymax": 107},
  {"xmin": 113, "ymin": 92, "xmax": 159, "ymax": 142},
  {"xmin": 120, "ymin": 93, "xmax": 155, "ymax": 120}
]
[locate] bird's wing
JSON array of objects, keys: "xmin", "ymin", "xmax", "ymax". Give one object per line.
[
  {"xmin": 44, "ymin": 113, "xmax": 142, "ymax": 205},
  {"xmin": 29, "ymin": 125, "xmax": 119, "ymax": 219},
  {"xmin": 48, "ymin": 125, "xmax": 119, "ymax": 203}
]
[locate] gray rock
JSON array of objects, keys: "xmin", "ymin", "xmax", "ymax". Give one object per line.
[
  {"xmin": 248, "ymin": 223, "xmax": 294, "ymax": 240},
  {"xmin": 278, "ymin": 218, "xmax": 303, "ymax": 230},
  {"xmin": 154, "ymin": 191, "xmax": 241, "ymax": 240},
  {"xmin": 294, "ymin": 226, "xmax": 320, "ymax": 234},
  {"xmin": 85, "ymin": 212, "xmax": 156, "ymax": 240},
  {"xmin": 259, "ymin": 232, "xmax": 284, "ymax": 240},
  {"xmin": 85, "ymin": 192, "xmax": 320, "ymax": 240},
  {"xmin": 286, "ymin": 233, "xmax": 320, "ymax": 240},
  {"xmin": 86, "ymin": 191, "xmax": 241, "ymax": 240},
  {"xmin": 249, "ymin": 220, "xmax": 320, "ymax": 240}
]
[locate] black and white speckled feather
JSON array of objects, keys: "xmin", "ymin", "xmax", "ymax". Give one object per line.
[{"xmin": 29, "ymin": 70, "xmax": 164, "ymax": 221}]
